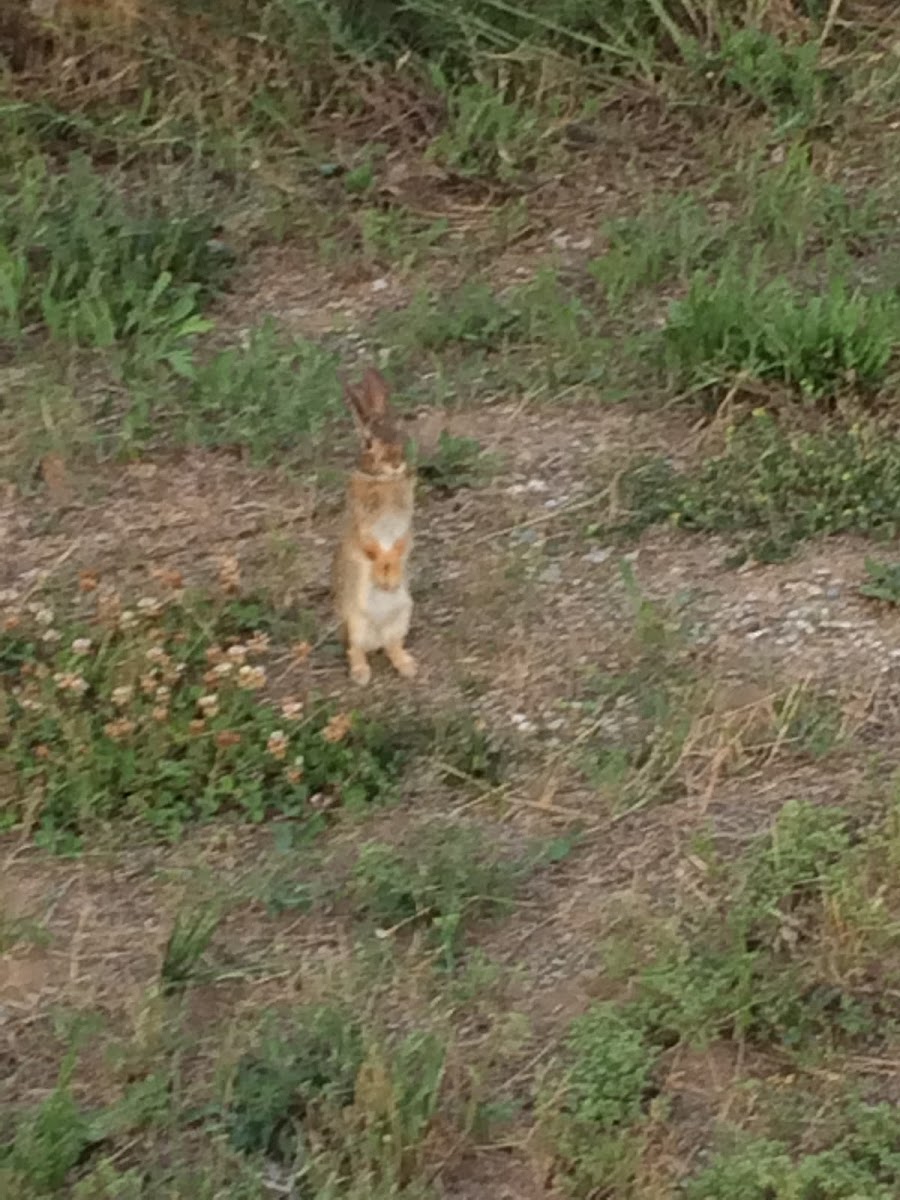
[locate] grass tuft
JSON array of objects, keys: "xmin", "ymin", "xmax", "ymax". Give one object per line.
[
  {"xmin": 663, "ymin": 267, "xmax": 898, "ymax": 398},
  {"xmin": 622, "ymin": 411, "xmax": 900, "ymax": 561},
  {"xmin": 1, "ymin": 154, "xmax": 231, "ymax": 357},
  {"xmin": 160, "ymin": 902, "xmax": 222, "ymax": 993},
  {"xmin": 686, "ymin": 1103, "xmax": 900, "ymax": 1200},
  {"xmin": 352, "ymin": 824, "xmax": 553, "ymax": 968},
  {"xmin": 165, "ymin": 320, "xmax": 342, "ymax": 459},
  {"xmin": 415, "ymin": 431, "xmax": 499, "ymax": 495},
  {"xmin": 542, "ymin": 1003, "xmax": 658, "ymax": 1196},
  {"xmin": 226, "ymin": 1005, "xmax": 364, "ymax": 1163}
]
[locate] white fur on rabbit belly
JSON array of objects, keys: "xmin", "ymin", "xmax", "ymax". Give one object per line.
[{"xmin": 359, "ymin": 582, "xmax": 411, "ymax": 650}]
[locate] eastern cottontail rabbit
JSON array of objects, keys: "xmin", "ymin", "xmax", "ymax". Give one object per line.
[{"xmin": 332, "ymin": 368, "xmax": 417, "ymax": 686}]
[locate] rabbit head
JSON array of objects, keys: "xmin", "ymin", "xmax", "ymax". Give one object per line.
[{"xmin": 343, "ymin": 368, "xmax": 406, "ymax": 475}]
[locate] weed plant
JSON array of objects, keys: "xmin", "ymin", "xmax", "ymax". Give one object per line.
[
  {"xmin": 353, "ymin": 825, "xmax": 541, "ymax": 968},
  {"xmin": 623, "ymin": 411, "xmax": 900, "ymax": 561},
  {"xmin": 1, "ymin": 155, "xmax": 230, "ymax": 356},
  {"xmin": 0, "ymin": 582, "xmax": 403, "ymax": 850},
  {"xmin": 664, "ymin": 268, "xmax": 898, "ymax": 397}
]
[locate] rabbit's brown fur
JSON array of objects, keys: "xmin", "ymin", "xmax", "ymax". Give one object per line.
[{"xmin": 332, "ymin": 370, "xmax": 417, "ymax": 686}]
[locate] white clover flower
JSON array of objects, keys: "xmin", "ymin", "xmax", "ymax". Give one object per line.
[
  {"xmin": 280, "ymin": 700, "xmax": 304, "ymax": 722},
  {"xmin": 105, "ymin": 718, "xmax": 136, "ymax": 740},
  {"xmin": 53, "ymin": 672, "xmax": 89, "ymax": 696},
  {"xmin": 266, "ymin": 730, "xmax": 288, "ymax": 760},
  {"xmin": 237, "ymin": 665, "xmax": 266, "ymax": 690}
]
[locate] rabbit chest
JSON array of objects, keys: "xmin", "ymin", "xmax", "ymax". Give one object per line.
[{"xmin": 370, "ymin": 511, "xmax": 410, "ymax": 545}]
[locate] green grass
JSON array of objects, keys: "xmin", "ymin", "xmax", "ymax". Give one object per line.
[
  {"xmin": 859, "ymin": 557, "xmax": 900, "ymax": 605},
  {"xmin": 352, "ymin": 824, "xmax": 566, "ymax": 968},
  {"xmin": 607, "ymin": 794, "xmax": 900, "ymax": 1054},
  {"xmin": 688, "ymin": 27, "xmax": 834, "ymax": 130},
  {"xmin": 663, "ymin": 266, "xmax": 898, "ymax": 397},
  {"xmin": 382, "ymin": 280, "xmax": 524, "ymax": 353},
  {"xmin": 591, "ymin": 191, "xmax": 725, "ymax": 307},
  {"xmin": 4, "ymin": 0, "xmax": 893, "ymax": 473},
  {"xmin": 544, "ymin": 789, "xmax": 900, "ymax": 1192},
  {"xmin": 0, "ymin": 1060, "xmax": 96, "ymax": 1194},
  {"xmin": 378, "ymin": 271, "xmax": 590, "ymax": 360},
  {"xmin": 621, "ymin": 411, "xmax": 900, "ymax": 561},
  {"xmin": 0, "ymin": 999, "xmax": 448, "ymax": 1198},
  {"xmin": 379, "ymin": 270, "xmax": 602, "ymax": 393},
  {"xmin": 427, "ymin": 72, "xmax": 553, "ymax": 181},
  {"xmin": 415, "ymin": 430, "xmax": 500, "ymax": 494},
  {"xmin": 346, "ymin": 208, "xmax": 451, "ymax": 272},
  {"xmin": 2, "ymin": 322, "xmax": 345, "ymax": 468},
  {"xmin": 157, "ymin": 320, "xmax": 342, "ymax": 458},
  {"xmin": 543, "ymin": 1004, "xmax": 659, "ymax": 1196},
  {"xmin": 432, "ymin": 710, "xmax": 510, "ymax": 786},
  {"xmin": 1, "ymin": 154, "xmax": 230, "ymax": 357},
  {"xmin": 590, "ymin": 145, "xmax": 887, "ymax": 310},
  {"xmin": 160, "ymin": 902, "xmax": 223, "ymax": 993},
  {"xmin": 222, "ymin": 1004, "xmax": 448, "ymax": 1195},
  {"xmin": 691, "ymin": 1104, "xmax": 900, "ymax": 1200},
  {"xmin": 685, "ymin": 1103, "xmax": 900, "ymax": 1199},
  {"xmin": 225, "ymin": 1004, "xmax": 365, "ymax": 1162},
  {"xmin": 737, "ymin": 145, "xmax": 885, "ymax": 261}
]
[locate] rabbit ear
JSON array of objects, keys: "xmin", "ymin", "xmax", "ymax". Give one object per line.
[
  {"xmin": 361, "ymin": 368, "xmax": 390, "ymax": 417},
  {"xmin": 342, "ymin": 368, "xmax": 393, "ymax": 440},
  {"xmin": 342, "ymin": 375, "xmax": 372, "ymax": 437}
]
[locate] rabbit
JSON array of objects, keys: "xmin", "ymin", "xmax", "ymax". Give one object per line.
[{"xmin": 332, "ymin": 369, "xmax": 418, "ymax": 686}]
